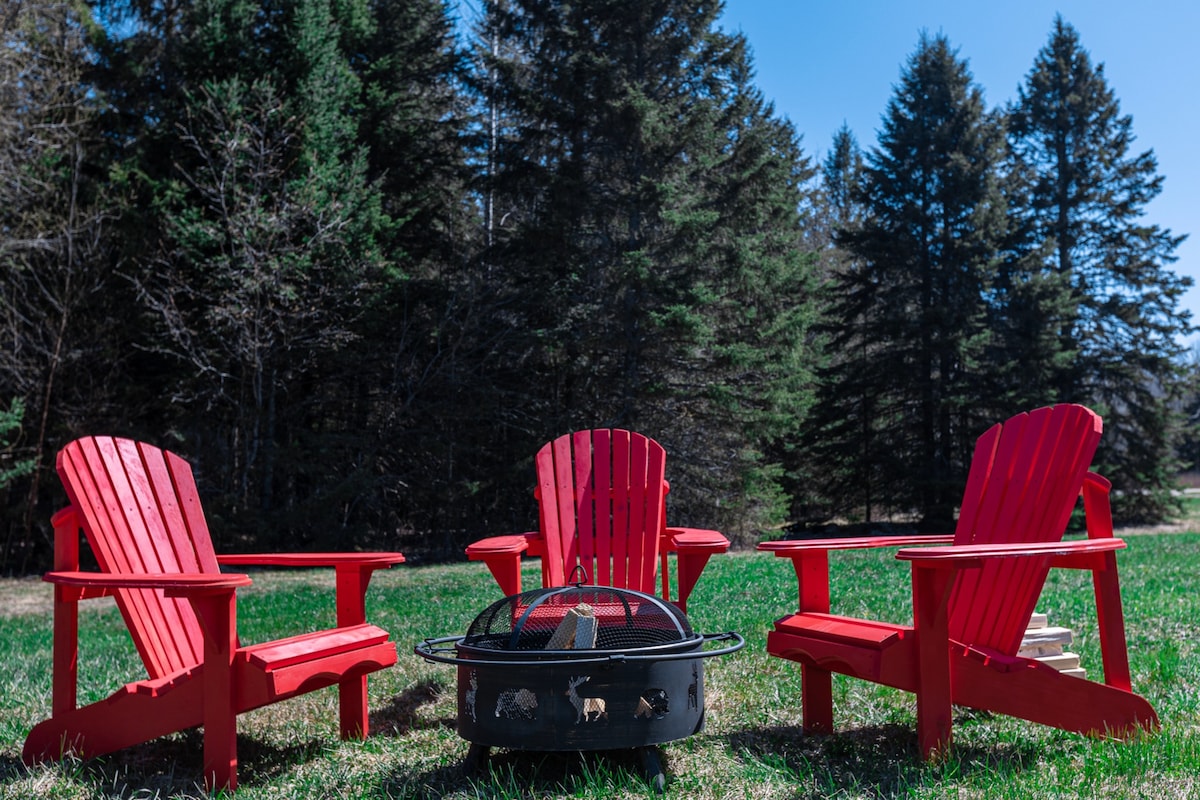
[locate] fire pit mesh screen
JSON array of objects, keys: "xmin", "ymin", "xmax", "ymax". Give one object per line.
[{"xmin": 463, "ymin": 584, "xmax": 694, "ymax": 652}]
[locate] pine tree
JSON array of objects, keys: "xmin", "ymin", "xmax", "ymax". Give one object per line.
[
  {"xmin": 821, "ymin": 124, "xmax": 867, "ymax": 241},
  {"xmin": 980, "ymin": 142, "xmax": 1076, "ymax": 414},
  {"xmin": 1009, "ymin": 16, "xmax": 1192, "ymax": 521},
  {"xmin": 477, "ymin": 0, "xmax": 821, "ymax": 540},
  {"xmin": 820, "ymin": 33, "xmax": 1009, "ymax": 527},
  {"xmin": 357, "ymin": 0, "xmax": 471, "ymax": 269}
]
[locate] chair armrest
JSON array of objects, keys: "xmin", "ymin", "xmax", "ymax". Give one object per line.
[
  {"xmin": 895, "ymin": 537, "xmax": 1126, "ymax": 569},
  {"xmin": 44, "ymin": 570, "xmax": 252, "ymax": 595},
  {"xmin": 465, "ymin": 534, "xmax": 536, "ymax": 597},
  {"xmin": 660, "ymin": 528, "xmax": 729, "ymax": 613},
  {"xmin": 216, "ymin": 552, "xmax": 405, "ymax": 569},
  {"xmin": 760, "ymin": 535, "xmax": 955, "ymax": 616},
  {"xmin": 44, "ymin": 570, "xmax": 252, "ymax": 590},
  {"xmin": 41, "ymin": 571, "xmax": 250, "ymax": 720},
  {"xmin": 217, "ymin": 553, "xmax": 403, "ymax": 628},
  {"xmin": 759, "ymin": 534, "xmax": 954, "ymax": 554},
  {"xmin": 665, "ymin": 527, "xmax": 730, "ymax": 554},
  {"xmin": 464, "ymin": 535, "xmax": 533, "ymax": 559}
]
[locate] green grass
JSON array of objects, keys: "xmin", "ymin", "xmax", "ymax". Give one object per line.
[{"xmin": 3, "ymin": 533, "xmax": 1200, "ymax": 799}]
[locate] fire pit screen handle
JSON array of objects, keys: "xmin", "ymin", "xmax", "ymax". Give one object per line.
[
  {"xmin": 601, "ymin": 631, "xmax": 745, "ymax": 662},
  {"xmin": 414, "ymin": 631, "xmax": 745, "ymax": 668}
]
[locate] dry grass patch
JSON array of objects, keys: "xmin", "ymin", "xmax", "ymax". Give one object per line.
[{"xmin": 0, "ymin": 575, "xmax": 118, "ymax": 619}]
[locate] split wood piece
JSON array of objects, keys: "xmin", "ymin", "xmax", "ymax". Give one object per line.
[
  {"xmin": 1037, "ymin": 652, "xmax": 1084, "ymax": 672},
  {"xmin": 545, "ymin": 604, "xmax": 597, "ymax": 649},
  {"xmin": 1019, "ymin": 626, "xmax": 1074, "ymax": 657}
]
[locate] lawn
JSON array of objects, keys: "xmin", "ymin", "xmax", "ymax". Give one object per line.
[{"xmin": 2, "ymin": 532, "xmax": 1199, "ymax": 799}]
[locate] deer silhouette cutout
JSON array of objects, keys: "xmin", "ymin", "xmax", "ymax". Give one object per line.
[{"xmin": 566, "ymin": 676, "xmax": 608, "ymax": 723}]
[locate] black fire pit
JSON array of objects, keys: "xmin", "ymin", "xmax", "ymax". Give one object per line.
[{"xmin": 415, "ymin": 579, "xmax": 744, "ymax": 790}]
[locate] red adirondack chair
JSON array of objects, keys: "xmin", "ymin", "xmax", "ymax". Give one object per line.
[
  {"xmin": 22, "ymin": 436, "xmax": 406, "ymax": 791},
  {"xmin": 759, "ymin": 404, "xmax": 1158, "ymax": 758},
  {"xmin": 465, "ymin": 429, "xmax": 729, "ymax": 611}
]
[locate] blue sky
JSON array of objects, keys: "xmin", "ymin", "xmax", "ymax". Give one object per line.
[{"xmin": 717, "ymin": 0, "xmax": 1200, "ymax": 345}]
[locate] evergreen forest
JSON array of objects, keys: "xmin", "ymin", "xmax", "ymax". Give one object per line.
[{"xmin": 0, "ymin": 0, "xmax": 1193, "ymax": 572}]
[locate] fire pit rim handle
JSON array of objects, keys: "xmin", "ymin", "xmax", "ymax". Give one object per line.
[{"xmin": 413, "ymin": 631, "xmax": 745, "ymax": 668}]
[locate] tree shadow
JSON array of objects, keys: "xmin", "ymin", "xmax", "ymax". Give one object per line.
[{"xmin": 723, "ymin": 715, "xmax": 1045, "ymax": 799}]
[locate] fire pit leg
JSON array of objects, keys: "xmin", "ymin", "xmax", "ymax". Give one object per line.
[
  {"xmin": 463, "ymin": 742, "xmax": 491, "ymax": 774},
  {"xmin": 639, "ymin": 746, "xmax": 667, "ymax": 794}
]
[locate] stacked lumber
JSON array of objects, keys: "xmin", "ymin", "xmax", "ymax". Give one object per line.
[{"xmin": 1019, "ymin": 612, "xmax": 1085, "ymax": 678}]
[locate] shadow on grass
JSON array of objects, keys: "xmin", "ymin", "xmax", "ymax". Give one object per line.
[
  {"xmin": 383, "ymin": 747, "xmax": 656, "ymax": 799},
  {"xmin": 724, "ymin": 716, "xmax": 1044, "ymax": 798},
  {"xmin": 0, "ymin": 752, "xmax": 27, "ymax": 782},
  {"xmin": 12, "ymin": 729, "xmax": 326, "ymax": 797},
  {"xmin": 370, "ymin": 678, "xmax": 455, "ymax": 736}
]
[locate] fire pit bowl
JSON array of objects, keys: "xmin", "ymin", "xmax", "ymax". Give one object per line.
[{"xmin": 414, "ymin": 581, "xmax": 744, "ymax": 789}]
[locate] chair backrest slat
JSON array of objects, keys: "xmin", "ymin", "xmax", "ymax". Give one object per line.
[
  {"xmin": 591, "ymin": 431, "xmax": 613, "ymax": 586},
  {"xmin": 574, "ymin": 430, "xmax": 598, "ymax": 584},
  {"xmin": 948, "ymin": 405, "xmax": 1102, "ymax": 653},
  {"xmin": 610, "ymin": 430, "xmax": 632, "ymax": 587}
]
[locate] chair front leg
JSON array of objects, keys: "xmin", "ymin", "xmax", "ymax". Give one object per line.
[
  {"xmin": 912, "ymin": 563, "xmax": 954, "ymax": 761},
  {"xmin": 51, "ymin": 586, "xmax": 81, "ymax": 719},
  {"xmin": 788, "ymin": 550, "xmax": 835, "ymax": 734},
  {"xmin": 187, "ymin": 589, "xmax": 240, "ymax": 792},
  {"xmin": 335, "ymin": 564, "xmax": 377, "ymax": 738},
  {"xmin": 673, "ymin": 552, "xmax": 713, "ymax": 614},
  {"xmin": 51, "ymin": 508, "xmax": 82, "ymax": 718},
  {"xmin": 802, "ymin": 665, "xmax": 834, "ymax": 734}
]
